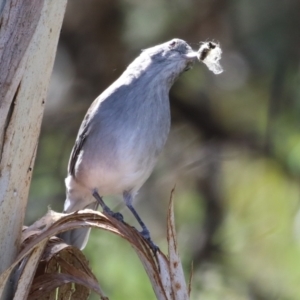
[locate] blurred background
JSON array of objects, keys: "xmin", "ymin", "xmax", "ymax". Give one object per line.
[{"xmin": 26, "ymin": 0, "xmax": 300, "ymax": 299}]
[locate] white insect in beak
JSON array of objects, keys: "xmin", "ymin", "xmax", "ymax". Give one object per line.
[{"xmin": 197, "ymin": 41, "xmax": 223, "ymax": 75}]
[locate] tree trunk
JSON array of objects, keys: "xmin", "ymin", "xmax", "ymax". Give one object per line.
[{"xmin": 0, "ymin": 0, "xmax": 67, "ymax": 298}]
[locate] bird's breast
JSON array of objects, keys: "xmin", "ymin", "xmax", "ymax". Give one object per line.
[{"xmin": 74, "ymin": 83, "xmax": 171, "ymax": 195}]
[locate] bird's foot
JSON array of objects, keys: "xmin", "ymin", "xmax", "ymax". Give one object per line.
[
  {"xmin": 103, "ymin": 206, "xmax": 124, "ymax": 222},
  {"xmin": 140, "ymin": 228, "xmax": 159, "ymax": 253},
  {"xmin": 93, "ymin": 190, "xmax": 124, "ymax": 222}
]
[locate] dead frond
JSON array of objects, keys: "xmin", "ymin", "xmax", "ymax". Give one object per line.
[{"xmin": 0, "ymin": 190, "xmax": 192, "ymax": 299}]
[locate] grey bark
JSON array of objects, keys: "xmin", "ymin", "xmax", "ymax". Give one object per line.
[{"xmin": 0, "ymin": 0, "xmax": 67, "ymax": 298}]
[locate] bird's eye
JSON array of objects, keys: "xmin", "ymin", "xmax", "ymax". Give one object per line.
[{"xmin": 169, "ymin": 40, "xmax": 177, "ymax": 49}]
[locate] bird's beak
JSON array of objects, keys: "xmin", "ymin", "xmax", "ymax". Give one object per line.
[
  {"xmin": 184, "ymin": 52, "xmax": 198, "ymax": 61},
  {"xmin": 183, "ymin": 52, "xmax": 198, "ymax": 71}
]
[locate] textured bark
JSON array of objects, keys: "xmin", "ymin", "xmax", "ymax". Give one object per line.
[{"xmin": 0, "ymin": 0, "xmax": 67, "ymax": 297}]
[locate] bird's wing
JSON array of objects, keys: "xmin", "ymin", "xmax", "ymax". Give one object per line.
[
  {"xmin": 68, "ymin": 100, "xmax": 98, "ymax": 176},
  {"xmin": 68, "ymin": 115, "xmax": 89, "ymax": 176}
]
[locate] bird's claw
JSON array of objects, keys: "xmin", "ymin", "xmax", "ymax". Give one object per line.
[
  {"xmin": 103, "ymin": 207, "xmax": 124, "ymax": 222},
  {"xmin": 140, "ymin": 229, "xmax": 159, "ymax": 253}
]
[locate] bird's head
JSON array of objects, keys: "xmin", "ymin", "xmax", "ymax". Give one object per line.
[
  {"xmin": 125, "ymin": 39, "xmax": 198, "ymax": 87},
  {"xmin": 143, "ymin": 38, "xmax": 197, "ymax": 70}
]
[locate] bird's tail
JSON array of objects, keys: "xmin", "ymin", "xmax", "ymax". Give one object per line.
[{"xmin": 58, "ymin": 200, "xmax": 99, "ymax": 250}]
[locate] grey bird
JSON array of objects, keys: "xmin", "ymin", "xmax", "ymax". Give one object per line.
[{"xmin": 60, "ymin": 38, "xmax": 198, "ymax": 250}]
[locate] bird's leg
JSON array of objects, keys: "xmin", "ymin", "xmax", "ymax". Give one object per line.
[
  {"xmin": 123, "ymin": 191, "xmax": 159, "ymax": 252},
  {"xmin": 92, "ymin": 189, "xmax": 123, "ymax": 221}
]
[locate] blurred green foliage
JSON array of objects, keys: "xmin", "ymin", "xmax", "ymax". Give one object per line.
[{"xmin": 27, "ymin": 0, "xmax": 300, "ymax": 299}]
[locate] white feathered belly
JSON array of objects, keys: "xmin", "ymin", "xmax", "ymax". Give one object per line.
[{"xmin": 70, "ymin": 149, "xmax": 156, "ymax": 196}]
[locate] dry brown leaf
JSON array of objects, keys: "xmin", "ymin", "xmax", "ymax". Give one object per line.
[
  {"xmin": 188, "ymin": 262, "xmax": 194, "ymax": 297},
  {"xmin": 29, "ymin": 257, "xmax": 107, "ymax": 300},
  {"xmin": 1, "ymin": 190, "xmax": 192, "ymax": 300},
  {"xmin": 13, "ymin": 240, "xmax": 48, "ymax": 300},
  {"xmin": 166, "ymin": 189, "xmax": 189, "ymax": 300}
]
